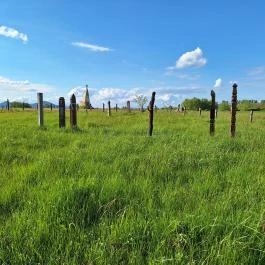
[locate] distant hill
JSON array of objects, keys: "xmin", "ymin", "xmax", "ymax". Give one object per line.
[
  {"xmin": 31, "ymin": 101, "xmax": 58, "ymax": 108},
  {"xmin": 0, "ymin": 101, "xmax": 7, "ymax": 108},
  {"xmin": 0, "ymin": 101, "xmax": 58, "ymax": 109}
]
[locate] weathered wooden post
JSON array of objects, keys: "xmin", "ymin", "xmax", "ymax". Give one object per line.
[
  {"xmin": 59, "ymin": 97, "xmax": 65, "ymax": 128},
  {"xmin": 22, "ymin": 102, "xmax": 25, "ymax": 111},
  {"xmin": 231, "ymin": 83, "xmax": 237, "ymax": 137},
  {"xmin": 50, "ymin": 103, "xmax": 53, "ymax": 111},
  {"xmin": 70, "ymin": 94, "xmax": 77, "ymax": 129},
  {"xmin": 127, "ymin": 100, "xmax": 131, "ymax": 112},
  {"xmin": 108, "ymin": 101, "xmax": 111, "ymax": 116},
  {"xmin": 199, "ymin": 107, "xmax": 202, "ymax": 116},
  {"xmin": 6, "ymin": 99, "xmax": 9, "ymax": 111},
  {"xmin": 250, "ymin": 110, "xmax": 254, "ymax": 123},
  {"xmin": 148, "ymin": 92, "xmax": 156, "ymax": 136},
  {"xmin": 210, "ymin": 90, "xmax": 216, "ymax": 136},
  {"xmin": 183, "ymin": 106, "xmax": 186, "ymax": 116},
  {"xmin": 37, "ymin": 93, "xmax": 44, "ymax": 127},
  {"xmin": 103, "ymin": 103, "xmax": 105, "ymax": 112},
  {"xmin": 115, "ymin": 104, "xmax": 118, "ymax": 112}
]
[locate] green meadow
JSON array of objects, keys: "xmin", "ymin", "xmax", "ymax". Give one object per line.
[{"xmin": 1, "ymin": 109, "xmax": 265, "ymax": 264}]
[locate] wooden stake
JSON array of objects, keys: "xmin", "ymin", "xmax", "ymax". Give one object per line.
[
  {"xmin": 70, "ymin": 94, "xmax": 77, "ymax": 129},
  {"xmin": 37, "ymin": 93, "xmax": 44, "ymax": 127},
  {"xmin": 250, "ymin": 110, "xmax": 253, "ymax": 123},
  {"xmin": 127, "ymin": 100, "xmax": 131, "ymax": 112},
  {"xmin": 103, "ymin": 103, "xmax": 105, "ymax": 112},
  {"xmin": 210, "ymin": 90, "xmax": 216, "ymax": 136},
  {"xmin": 147, "ymin": 92, "xmax": 156, "ymax": 136},
  {"xmin": 231, "ymin": 83, "xmax": 238, "ymax": 137},
  {"xmin": 59, "ymin": 97, "xmax": 66, "ymax": 128},
  {"xmin": 108, "ymin": 101, "xmax": 111, "ymax": 116}
]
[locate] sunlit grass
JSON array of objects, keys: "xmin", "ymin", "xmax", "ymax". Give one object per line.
[{"xmin": 1, "ymin": 109, "xmax": 265, "ymax": 264}]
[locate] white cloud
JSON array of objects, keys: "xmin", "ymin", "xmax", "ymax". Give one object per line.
[
  {"xmin": 0, "ymin": 76, "xmax": 54, "ymax": 102},
  {"xmin": 0, "ymin": 25, "xmax": 28, "ymax": 43},
  {"xmin": 72, "ymin": 42, "xmax": 112, "ymax": 52},
  {"xmin": 214, "ymin": 78, "xmax": 222, "ymax": 89},
  {"xmin": 175, "ymin": 47, "xmax": 207, "ymax": 69},
  {"xmin": 65, "ymin": 85, "xmax": 204, "ymax": 107}
]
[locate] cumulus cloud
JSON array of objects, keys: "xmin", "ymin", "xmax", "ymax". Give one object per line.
[
  {"xmin": 72, "ymin": 42, "xmax": 112, "ymax": 52},
  {"xmin": 175, "ymin": 47, "xmax": 207, "ymax": 69},
  {"xmin": 0, "ymin": 25, "xmax": 28, "ymax": 43},
  {"xmin": 214, "ymin": 78, "xmax": 222, "ymax": 89},
  {"xmin": 0, "ymin": 76, "xmax": 54, "ymax": 102},
  {"xmin": 65, "ymin": 85, "xmax": 204, "ymax": 107}
]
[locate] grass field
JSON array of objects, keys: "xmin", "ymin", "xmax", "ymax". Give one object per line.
[{"xmin": 1, "ymin": 109, "xmax": 265, "ymax": 264}]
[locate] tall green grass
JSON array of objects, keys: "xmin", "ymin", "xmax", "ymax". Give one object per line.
[{"xmin": 1, "ymin": 109, "xmax": 265, "ymax": 264}]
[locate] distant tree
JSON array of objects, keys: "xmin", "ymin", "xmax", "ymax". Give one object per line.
[
  {"xmin": 182, "ymin": 97, "xmax": 211, "ymax": 110},
  {"xmin": 11, "ymin": 101, "xmax": 31, "ymax": 108},
  {"xmin": 200, "ymin": 98, "xmax": 211, "ymax": 110},
  {"xmin": 134, "ymin": 94, "xmax": 148, "ymax": 112},
  {"xmin": 219, "ymin": 101, "xmax": 230, "ymax": 111},
  {"xmin": 238, "ymin": 100, "xmax": 259, "ymax": 111}
]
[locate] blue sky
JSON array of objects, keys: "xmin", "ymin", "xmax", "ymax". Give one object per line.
[{"xmin": 1, "ymin": 0, "xmax": 265, "ymax": 106}]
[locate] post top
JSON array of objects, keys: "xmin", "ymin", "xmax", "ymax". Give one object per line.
[
  {"xmin": 70, "ymin": 94, "xmax": 76, "ymax": 101},
  {"xmin": 211, "ymin": 90, "xmax": 215, "ymax": 96},
  {"xmin": 232, "ymin": 83, "xmax": 238, "ymax": 88}
]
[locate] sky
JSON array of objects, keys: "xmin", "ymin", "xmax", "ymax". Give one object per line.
[{"xmin": 1, "ymin": 0, "xmax": 265, "ymax": 107}]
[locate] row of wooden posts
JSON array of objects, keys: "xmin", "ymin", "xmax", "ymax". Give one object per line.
[
  {"xmin": 209, "ymin": 83, "xmax": 238, "ymax": 137},
  {"xmin": 37, "ymin": 92, "xmax": 156, "ymax": 136},
  {"xmin": 36, "ymin": 83, "xmax": 238, "ymax": 137}
]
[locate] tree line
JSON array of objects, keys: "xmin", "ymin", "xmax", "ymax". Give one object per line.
[{"xmin": 181, "ymin": 97, "xmax": 265, "ymax": 111}]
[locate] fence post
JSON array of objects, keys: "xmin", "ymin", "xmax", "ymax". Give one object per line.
[
  {"xmin": 59, "ymin": 97, "xmax": 66, "ymax": 128},
  {"xmin": 22, "ymin": 102, "xmax": 25, "ymax": 111},
  {"xmin": 70, "ymin": 94, "xmax": 77, "ymax": 129},
  {"xmin": 148, "ymin": 92, "xmax": 156, "ymax": 136},
  {"xmin": 108, "ymin": 101, "xmax": 111, "ymax": 116},
  {"xmin": 199, "ymin": 107, "xmax": 202, "ymax": 116},
  {"xmin": 6, "ymin": 99, "xmax": 9, "ymax": 111},
  {"xmin": 103, "ymin": 103, "xmax": 105, "ymax": 112},
  {"xmin": 115, "ymin": 104, "xmax": 118, "ymax": 112},
  {"xmin": 37, "ymin": 93, "xmax": 44, "ymax": 127},
  {"xmin": 50, "ymin": 103, "xmax": 53, "ymax": 111},
  {"xmin": 250, "ymin": 110, "xmax": 253, "ymax": 123},
  {"xmin": 231, "ymin": 83, "xmax": 238, "ymax": 137},
  {"xmin": 127, "ymin": 100, "xmax": 131, "ymax": 112},
  {"xmin": 210, "ymin": 90, "xmax": 215, "ymax": 136}
]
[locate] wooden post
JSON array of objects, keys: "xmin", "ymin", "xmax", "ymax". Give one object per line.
[
  {"xmin": 50, "ymin": 103, "xmax": 53, "ymax": 111},
  {"xmin": 59, "ymin": 97, "xmax": 66, "ymax": 128},
  {"xmin": 199, "ymin": 107, "xmax": 202, "ymax": 116},
  {"xmin": 6, "ymin": 99, "xmax": 9, "ymax": 111},
  {"xmin": 250, "ymin": 110, "xmax": 253, "ymax": 123},
  {"xmin": 70, "ymin": 94, "xmax": 77, "ymax": 129},
  {"xmin": 103, "ymin": 103, "xmax": 105, "ymax": 112},
  {"xmin": 108, "ymin": 101, "xmax": 111, "ymax": 116},
  {"xmin": 215, "ymin": 110, "xmax": 218, "ymax": 118},
  {"xmin": 231, "ymin": 83, "xmax": 238, "ymax": 137},
  {"xmin": 210, "ymin": 90, "xmax": 215, "ymax": 136},
  {"xmin": 127, "ymin": 101, "xmax": 131, "ymax": 112},
  {"xmin": 148, "ymin": 92, "xmax": 156, "ymax": 136},
  {"xmin": 115, "ymin": 104, "xmax": 118, "ymax": 112},
  {"xmin": 22, "ymin": 102, "xmax": 24, "ymax": 111},
  {"xmin": 37, "ymin": 93, "xmax": 44, "ymax": 127}
]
